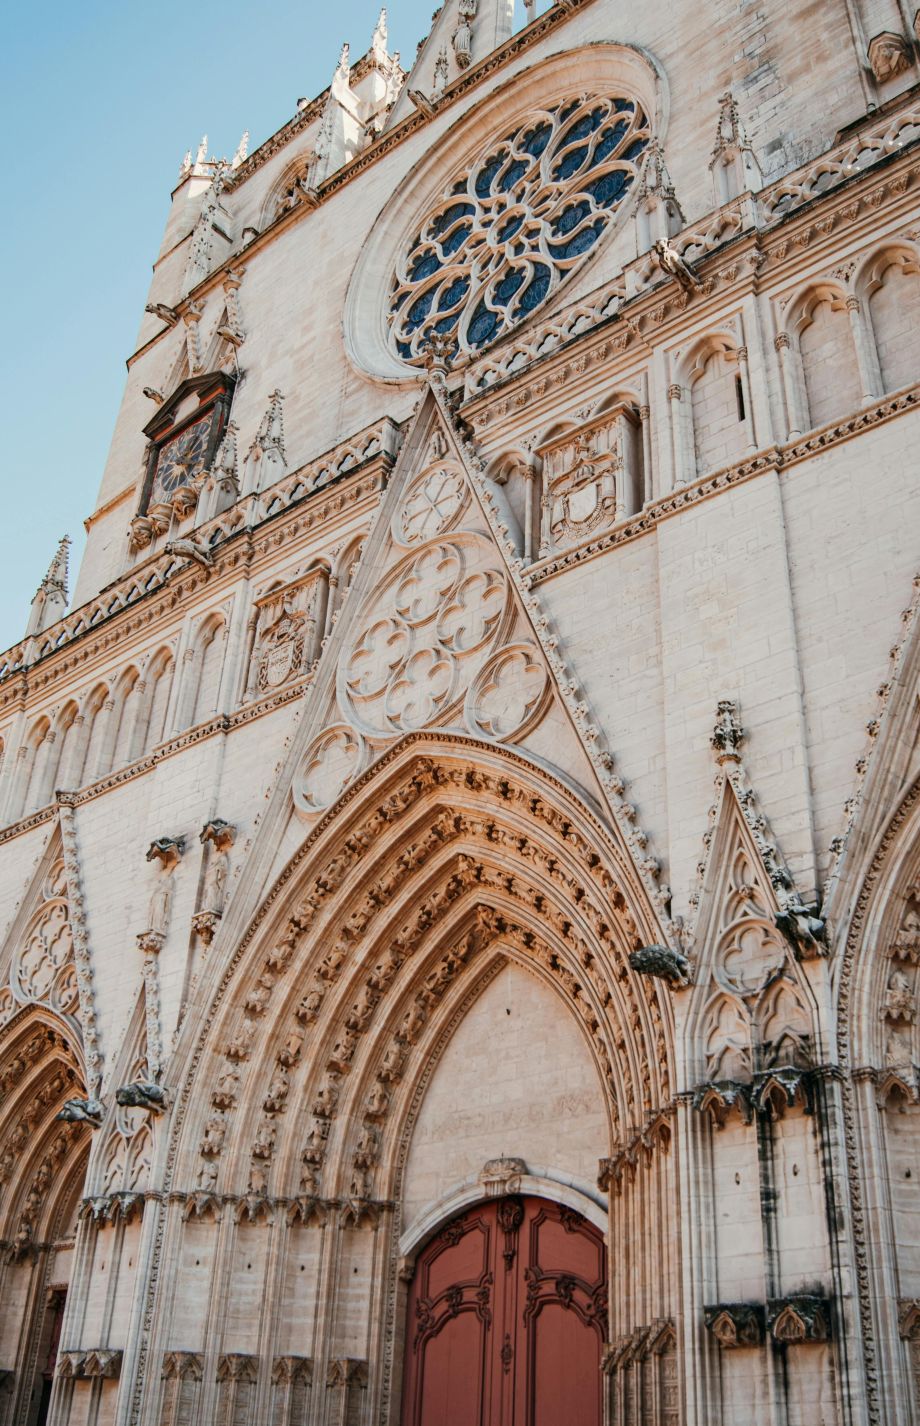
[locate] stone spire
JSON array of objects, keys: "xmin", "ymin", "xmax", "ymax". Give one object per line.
[
  {"xmin": 232, "ymin": 131, "xmax": 249, "ymax": 168},
  {"xmin": 371, "ymin": 7, "xmax": 388, "ymax": 58},
  {"xmin": 310, "ymin": 45, "xmax": 352, "ymax": 186},
  {"xmin": 25, "ymin": 536, "xmax": 70, "ymax": 638},
  {"xmin": 243, "ymin": 391, "xmax": 287, "ymax": 497}
]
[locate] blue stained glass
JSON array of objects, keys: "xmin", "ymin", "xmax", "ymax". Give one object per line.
[
  {"xmin": 521, "ymin": 122, "xmax": 552, "ymax": 157},
  {"xmin": 497, "ymin": 213, "xmax": 524, "ymax": 242},
  {"xmin": 475, "ymin": 154, "xmax": 506, "ymax": 196},
  {"xmin": 548, "ymin": 221, "xmax": 603, "ymax": 261},
  {"xmin": 614, "ymin": 99, "xmax": 635, "ymax": 113},
  {"xmin": 467, "ymin": 302, "xmax": 501, "ymax": 347},
  {"xmin": 517, "ymin": 264, "xmax": 551, "ymax": 315},
  {"xmin": 553, "ymin": 200, "xmax": 591, "ymax": 235},
  {"xmin": 565, "ymin": 108, "xmax": 605, "ymax": 143},
  {"xmin": 406, "ymin": 289, "xmax": 435, "ymax": 331},
  {"xmin": 558, "ymin": 99, "xmax": 580, "ymax": 122},
  {"xmin": 623, "ymin": 140, "xmax": 649, "ymax": 163},
  {"xmin": 433, "ymin": 315, "xmax": 459, "ymax": 335},
  {"xmin": 441, "ymin": 222, "xmax": 472, "ymax": 256},
  {"xmin": 493, "ymin": 268, "xmax": 525, "ymax": 304},
  {"xmin": 585, "ymin": 171, "xmax": 629, "ymax": 206},
  {"xmin": 437, "ymin": 276, "xmax": 469, "ymax": 310},
  {"xmin": 498, "ymin": 158, "xmax": 529, "ymax": 192},
  {"xmin": 409, "ymin": 250, "xmax": 442, "ymax": 282},
  {"xmin": 592, "ymin": 121, "xmax": 629, "ymax": 165},
  {"xmin": 553, "ymin": 145, "xmax": 589, "ymax": 181},
  {"xmin": 396, "ymin": 340, "xmax": 413, "ymax": 358},
  {"xmin": 430, "ymin": 202, "xmax": 475, "ymax": 236}
]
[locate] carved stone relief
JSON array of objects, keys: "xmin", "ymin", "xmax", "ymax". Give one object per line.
[
  {"xmin": 537, "ymin": 406, "xmax": 639, "ymax": 556},
  {"xmin": 882, "ymin": 884, "xmax": 920, "ymax": 1067},
  {"xmin": 245, "ymin": 568, "xmax": 326, "ymax": 700}
]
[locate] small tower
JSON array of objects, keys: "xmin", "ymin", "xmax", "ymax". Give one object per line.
[
  {"xmin": 25, "ymin": 536, "xmax": 70, "ymax": 638},
  {"xmin": 709, "ymin": 91, "xmax": 763, "ymax": 206}
]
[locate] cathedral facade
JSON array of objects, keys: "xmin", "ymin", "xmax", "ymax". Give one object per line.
[{"xmin": 1, "ymin": 1, "xmax": 919, "ymax": 1422}]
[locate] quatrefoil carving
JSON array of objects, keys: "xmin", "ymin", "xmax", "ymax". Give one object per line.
[{"xmin": 340, "ymin": 535, "xmax": 509, "ymax": 737}]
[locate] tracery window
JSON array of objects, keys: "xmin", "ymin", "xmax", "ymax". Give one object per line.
[{"xmin": 388, "ymin": 93, "xmax": 650, "ymax": 363}]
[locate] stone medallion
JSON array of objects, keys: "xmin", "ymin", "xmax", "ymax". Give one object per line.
[
  {"xmin": 465, "ymin": 643, "xmax": 549, "ymax": 742},
  {"xmin": 294, "ymin": 724, "xmax": 365, "ymax": 814},
  {"xmin": 395, "ymin": 467, "xmax": 468, "ymax": 546}
]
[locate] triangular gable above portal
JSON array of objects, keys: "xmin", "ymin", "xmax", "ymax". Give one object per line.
[{"xmin": 239, "ymin": 365, "xmax": 676, "ymax": 951}]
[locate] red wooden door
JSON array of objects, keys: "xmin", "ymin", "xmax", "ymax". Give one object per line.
[{"xmin": 401, "ymin": 1196, "xmax": 607, "ymax": 1426}]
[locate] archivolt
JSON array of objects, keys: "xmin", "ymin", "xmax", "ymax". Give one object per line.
[
  {"xmin": 167, "ymin": 735, "xmax": 673, "ymax": 1204},
  {"xmin": 0, "ymin": 1008, "xmax": 89, "ymax": 1250}
]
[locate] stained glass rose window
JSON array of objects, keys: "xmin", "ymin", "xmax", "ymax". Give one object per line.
[{"xmin": 388, "ymin": 93, "xmax": 650, "ymax": 364}]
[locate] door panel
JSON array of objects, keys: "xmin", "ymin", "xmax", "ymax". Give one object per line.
[{"xmin": 402, "ymin": 1196, "xmax": 606, "ymax": 1426}]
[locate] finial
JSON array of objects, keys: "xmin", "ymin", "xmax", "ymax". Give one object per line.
[
  {"xmin": 44, "ymin": 535, "xmax": 71, "ymax": 598},
  {"xmin": 25, "ymin": 534, "xmax": 72, "ymax": 637},
  {"xmin": 338, "ymin": 42, "xmax": 350, "ymax": 74},
  {"xmin": 195, "ymin": 135, "xmax": 209, "ymax": 167},
  {"xmin": 180, "ymin": 149, "xmax": 193, "ymax": 176},
  {"xmin": 232, "ymin": 131, "xmax": 249, "ymax": 168},
  {"xmin": 372, "ymin": 7, "xmax": 388, "ymax": 54}
]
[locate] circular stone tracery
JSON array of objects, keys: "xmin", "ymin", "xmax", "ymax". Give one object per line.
[
  {"xmin": 388, "ymin": 92, "xmax": 650, "ymax": 363},
  {"xmin": 340, "ymin": 538, "xmax": 509, "ymax": 737}
]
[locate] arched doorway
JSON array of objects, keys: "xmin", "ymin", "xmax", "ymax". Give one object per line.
[{"xmin": 401, "ymin": 1195, "xmax": 606, "ymax": 1426}]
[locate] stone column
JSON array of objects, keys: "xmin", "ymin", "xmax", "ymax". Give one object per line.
[
  {"xmin": 774, "ymin": 333, "xmax": 808, "ymax": 440},
  {"xmin": 846, "ymin": 295, "xmax": 883, "ymax": 404},
  {"xmin": 668, "ymin": 384, "xmax": 692, "ymax": 485}
]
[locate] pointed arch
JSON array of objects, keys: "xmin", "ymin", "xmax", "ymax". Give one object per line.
[
  {"xmin": 170, "ymin": 735, "xmax": 673, "ymax": 1194},
  {"xmin": 139, "ymin": 646, "xmax": 175, "ymax": 751},
  {"xmin": 788, "ymin": 280, "xmax": 861, "ymax": 428},
  {"xmin": 857, "ymin": 241, "xmax": 920, "ymax": 395}
]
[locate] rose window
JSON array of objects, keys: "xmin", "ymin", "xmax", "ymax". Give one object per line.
[{"xmin": 388, "ymin": 93, "xmax": 650, "ymax": 363}]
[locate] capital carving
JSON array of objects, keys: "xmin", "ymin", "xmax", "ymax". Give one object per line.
[
  {"xmin": 704, "ymin": 1302, "xmax": 765, "ymax": 1348},
  {"xmin": 766, "ymin": 1295, "xmax": 830, "ymax": 1344}
]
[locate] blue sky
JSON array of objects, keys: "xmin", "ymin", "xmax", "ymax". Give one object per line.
[{"xmin": 0, "ymin": 0, "xmax": 459, "ymax": 653}]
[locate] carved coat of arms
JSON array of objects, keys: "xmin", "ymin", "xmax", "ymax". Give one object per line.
[{"xmin": 257, "ymin": 606, "xmax": 306, "ymax": 691}]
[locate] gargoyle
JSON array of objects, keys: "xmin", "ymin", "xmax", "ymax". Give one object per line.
[
  {"xmin": 775, "ymin": 897, "xmax": 827, "ymax": 959},
  {"xmin": 115, "ymin": 1081, "xmax": 169, "ymax": 1114},
  {"xmin": 629, "ymin": 944, "xmax": 693, "ymax": 987},
  {"xmin": 56, "ymin": 1097, "xmax": 105, "ymax": 1127},
  {"xmin": 164, "ymin": 538, "xmax": 214, "ymax": 572},
  {"xmin": 652, "ymin": 238, "xmax": 703, "ymax": 293}
]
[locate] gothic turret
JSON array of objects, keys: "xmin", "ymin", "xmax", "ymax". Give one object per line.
[{"xmin": 24, "ymin": 535, "xmax": 70, "ymax": 638}]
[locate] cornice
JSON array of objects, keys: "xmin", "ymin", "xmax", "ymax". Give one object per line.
[
  {"xmin": 527, "ymin": 381, "xmax": 920, "ymax": 585},
  {"xmin": 0, "ymin": 443, "xmax": 393, "ymax": 710}
]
